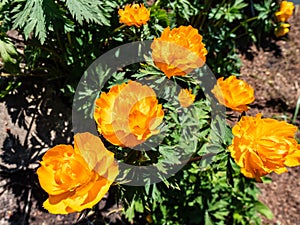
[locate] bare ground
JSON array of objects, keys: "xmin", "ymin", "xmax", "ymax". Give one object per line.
[
  {"xmin": 0, "ymin": 7, "xmax": 300, "ymax": 225},
  {"xmin": 240, "ymin": 8, "xmax": 300, "ymax": 225}
]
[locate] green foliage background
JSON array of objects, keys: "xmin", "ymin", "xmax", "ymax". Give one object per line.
[{"xmin": 0, "ymin": 0, "xmax": 280, "ymax": 224}]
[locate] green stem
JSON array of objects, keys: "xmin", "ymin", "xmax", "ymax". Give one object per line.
[
  {"xmin": 292, "ymin": 95, "xmax": 300, "ymax": 124},
  {"xmin": 187, "ymin": 153, "xmax": 215, "ymax": 164},
  {"xmin": 113, "ymin": 24, "xmax": 126, "ymax": 33},
  {"xmin": 209, "ymin": 0, "xmax": 227, "ymax": 22},
  {"xmin": 199, "ymin": 0, "xmax": 213, "ymax": 31},
  {"xmin": 154, "ymin": 0, "xmax": 161, "ymax": 7},
  {"xmin": 193, "ymin": 12, "xmax": 203, "ymax": 29},
  {"xmin": 229, "ymin": 16, "xmax": 258, "ymax": 35}
]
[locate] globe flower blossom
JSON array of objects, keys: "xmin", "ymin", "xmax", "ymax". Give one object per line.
[
  {"xmin": 228, "ymin": 114, "xmax": 300, "ymax": 181},
  {"xmin": 151, "ymin": 25, "xmax": 208, "ymax": 79},
  {"xmin": 275, "ymin": 1, "xmax": 294, "ymax": 22},
  {"xmin": 94, "ymin": 81, "xmax": 164, "ymax": 148},
  {"xmin": 118, "ymin": 4, "xmax": 150, "ymax": 27},
  {"xmin": 178, "ymin": 89, "xmax": 195, "ymax": 108},
  {"xmin": 211, "ymin": 75, "xmax": 254, "ymax": 113},
  {"xmin": 274, "ymin": 23, "xmax": 291, "ymax": 37},
  {"xmin": 37, "ymin": 132, "xmax": 118, "ymax": 214}
]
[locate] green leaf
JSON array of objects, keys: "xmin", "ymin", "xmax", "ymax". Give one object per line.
[
  {"xmin": 65, "ymin": 0, "xmax": 115, "ymax": 26},
  {"xmin": 231, "ymin": 0, "xmax": 248, "ymax": 10},
  {"xmin": 206, "ymin": 144, "xmax": 223, "ymax": 154},
  {"xmin": 261, "ymin": 176, "xmax": 272, "ymax": 184},
  {"xmin": 170, "ymin": 0, "xmax": 198, "ymax": 21},
  {"xmin": 255, "ymin": 201, "xmax": 274, "ymax": 220},
  {"xmin": 0, "ymin": 81, "xmax": 22, "ymax": 99},
  {"xmin": 13, "ymin": 0, "xmax": 46, "ymax": 43},
  {"xmin": 134, "ymin": 198, "xmax": 144, "ymax": 213},
  {"xmin": 0, "ymin": 0, "xmax": 9, "ymax": 11},
  {"xmin": 125, "ymin": 198, "xmax": 136, "ymax": 222},
  {"xmin": 204, "ymin": 211, "xmax": 215, "ymax": 225},
  {"xmin": 0, "ymin": 38, "xmax": 18, "ymax": 64}
]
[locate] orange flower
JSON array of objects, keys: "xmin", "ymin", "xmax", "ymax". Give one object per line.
[
  {"xmin": 94, "ymin": 81, "xmax": 164, "ymax": 148},
  {"xmin": 37, "ymin": 132, "xmax": 118, "ymax": 214},
  {"xmin": 178, "ymin": 89, "xmax": 195, "ymax": 108},
  {"xmin": 275, "ymin": 1, "xmax": 294, "ymax": 22},
  {"xmin": 211, "ymin": 76, "xmax": 254, "ymax": 113},
  {"xmin": 228, "ymin": 114, "xmax": 300, "ymax": 181},
  {"xmin": 274, "ymin": 23, "xmax": 290, "ymax": 37},
  {"xmin": 118, "ymin": 4, "xmax": 150, "ymax": 27},
  {"xmin": 151, "ymin": 25, "xmax": 208, "ymax": 79}
]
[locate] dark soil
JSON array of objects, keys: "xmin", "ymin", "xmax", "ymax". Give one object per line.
[
  {"xmin": 240, "ymin": 8, "xmax": 300, "ymax": 225},
  {"xmin": 0, "ymin": 7, "xmax": 300, "ymax": 225}
]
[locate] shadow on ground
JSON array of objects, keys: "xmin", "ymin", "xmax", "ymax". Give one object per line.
[
  {"xmin": 0, "ymin": 77, "xmax": 74, "ymax": 225},
  {"xmin": 0, "ymin": 76, "xmax": 125, "ymax": 225}
]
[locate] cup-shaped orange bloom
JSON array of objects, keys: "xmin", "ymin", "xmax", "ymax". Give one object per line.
[
  {"xmin": 275, "ymin": 1, "xmax": 294, "ymax": 22},
  {"xmin": 151, "ymin": 25, "xmax": 208, "ymax": 79},
  {"xmin": 94, "ymin": 81, "xmax": 164, "ymax": 148},
  {"xmin": 229, "ymin": 114, "xmax": 300, "ymax": 180},
  {"xmin": 118, "ymin": 4, "xmax": 150, "ymax": 27},
  {"xmin": 211, "ymin": 76, "xmax": 254, "ymax": 113},
  {"xmin": 37, "ymin": 132, "xmax": 118, "ymax": 214},
  {"xmin": 274, "ymin": 23, "xmax": 290, "ymax": 37},
  {"xmin": 178, "ymin": 89, "xmax": 195, "ymax": 108}
]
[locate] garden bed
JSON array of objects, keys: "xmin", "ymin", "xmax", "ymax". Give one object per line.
[{"xmin": 0, "ymin": 3, "xmax": 299, "ymax": 225}]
